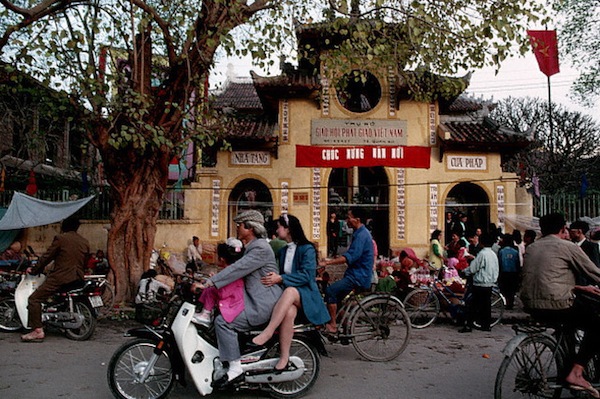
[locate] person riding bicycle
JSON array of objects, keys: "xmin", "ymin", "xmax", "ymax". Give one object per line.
[
  {"xmin": 319, "ymin": 206, "xmax": 374, "ymax": 334},
  {"xmin": 520, "ymin": 213, "xmax": 600, "ymax": 398}
]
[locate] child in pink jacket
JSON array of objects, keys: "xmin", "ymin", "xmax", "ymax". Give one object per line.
[{"xmin": 192, "ymin": 238, "xmax": 245, "ymax": 326}]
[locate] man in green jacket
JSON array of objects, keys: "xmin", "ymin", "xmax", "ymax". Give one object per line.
[{"xmin": 521, "ymin": 213, "xmax": 600, "ymax": 398}]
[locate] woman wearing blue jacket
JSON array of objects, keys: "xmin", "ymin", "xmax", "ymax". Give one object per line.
[{"xmin": 253, "ymin": 213, "xmax": 330, "ymax": 371}]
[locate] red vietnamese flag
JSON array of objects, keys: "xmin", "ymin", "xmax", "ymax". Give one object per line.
[{"xmin": 527, "ymin": 30, "xmax": 560, "ymax": 77}]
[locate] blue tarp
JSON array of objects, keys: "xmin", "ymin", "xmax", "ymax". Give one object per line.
[
  {"xmin": 0, "ymin": 192, "xmax": 94, "ymax": 231},
  {"xmin": 0, "ymin": 208, "xmax": 19, "ymax": 252}
]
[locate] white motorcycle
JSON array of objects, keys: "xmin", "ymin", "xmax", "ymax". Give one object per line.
[
  {"xmin": 0, "ymin": 262, "xmax": 100, "ymax": 341},
  {"xmin": 107, "ymin": 299, "xmax": 325, "ymax": 399}
]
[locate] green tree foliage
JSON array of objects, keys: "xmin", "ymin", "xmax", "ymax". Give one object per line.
[
  {"xmin": 491, "ymin": 96, "xmax": 600, "ymax": 195},
  {"xmin": 555, "ymin": 0, "xmax": 600, "ymax": 108},
  {"xmin": 0, "ymin": 0, "xmax": 550, "ymax": 300}
]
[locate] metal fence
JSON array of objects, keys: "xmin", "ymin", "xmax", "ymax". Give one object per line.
[
  {"xmin": 534, "ymin": 192, "xmax": 600, "ymax": 220},
  {"xmin": 0, "ymin": 189, "xmax": 184, "ymax": 221}
]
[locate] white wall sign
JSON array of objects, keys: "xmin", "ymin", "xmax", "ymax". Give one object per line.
[
  {"xmin": 321, "ymin": 76, "xmax": 330, "ymax": 116},
  {"xmin": 429, "ymin": 184, "xmax": 439, "ymax": 233},
  {"xmin": 397, "ymin": 168, "xmax": 406, "ymax": 240},
  {"xmin": 429, "ymin": 103, "xmax": 436, "ymax": 146},
  {"xmin": 388, "ymin": 67, "xmax": 396, "ymax": 117},
  {"xmin": 447, "ymin": 155, "xmax": 487, "ymax": 171},
  {"xmin": 497, "ymin": 185, "xmax": 505, "ymax": 230},
  {"xmin": 281, "ymin": 99, "xmax": 289, "ymax": 143},
  {"xmin": 281, "ymin": 181, "xmax": 289, "ymax": 214},
  {"xmin": 231, "ymin": 151, "xmax": 270, "ymax": 166},
  {"xmin": 211, "ymin": 179, "xmax": 221, "ymax": 237},
  {"xmin": 311, "ymin": 119, "xmax": 408, "ymax": 146},
  {"xmin": 312, "ymin": 168, "xmax": 321, "ymax": 239}
]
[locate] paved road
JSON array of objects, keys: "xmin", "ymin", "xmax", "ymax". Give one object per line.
[{"xmin": 0, "ymin": 315, "xmax": 520, "ymax": 399}]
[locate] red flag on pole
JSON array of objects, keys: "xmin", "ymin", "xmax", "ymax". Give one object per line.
[{"xmin": 527, "ymin": 30, "xmax": 560, "ymax": 77}]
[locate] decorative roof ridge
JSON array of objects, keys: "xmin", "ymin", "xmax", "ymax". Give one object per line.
[{"xmin": 250, "ymin": 70, "xmax": 321, "ymax": 89}]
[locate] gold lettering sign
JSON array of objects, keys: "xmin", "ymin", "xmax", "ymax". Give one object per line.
[
  {"xmin": 231, "ymin": 151, "xmax": 271, "ymax": 166},
  {"xmin": 311, "ymin": 119, "xmax": 408, "ymax": 146}
]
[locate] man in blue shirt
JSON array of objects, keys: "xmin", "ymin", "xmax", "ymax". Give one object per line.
[{"xmin": 319, "ymin": 207, "xmax": 374, "ymax": 334}]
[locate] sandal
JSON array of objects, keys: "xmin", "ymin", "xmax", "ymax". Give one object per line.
[
  {"xmin": 568, "ymin": 383, "xmax": 600, "ymax": 398},
  {"xmin": 273, "ymin": 361, "xmax": 294, "ymax": 374},
  {"xmin": 21, "ymin": 331, "xmax": 45, "ymax": 343}
]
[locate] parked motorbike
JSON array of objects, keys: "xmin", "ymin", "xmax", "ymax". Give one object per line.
[
  {"xmin": 107, "ymin": 299, "xmax": 325, "ymax": 399},
  {"xmin": 0, "ymin": 259, "xmax": 24, "ymax": 298},
  {"xmin": 0, "ymin": 261, "xmax": 101, "ymax": 340}
]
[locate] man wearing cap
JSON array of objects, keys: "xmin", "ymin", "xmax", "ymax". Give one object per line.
[{"xmin": 198, "ymin": 210, "xmax": 282, "ymax": 388}]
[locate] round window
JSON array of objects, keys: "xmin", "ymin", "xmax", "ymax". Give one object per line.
[{"xmin": 335, "ymin": 70, "xmax": 382, "ymax": 113}]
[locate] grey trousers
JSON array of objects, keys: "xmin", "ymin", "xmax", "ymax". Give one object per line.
[{"xmin": 214, "ymin": 310, "xmax": 252, "ymax": 362}]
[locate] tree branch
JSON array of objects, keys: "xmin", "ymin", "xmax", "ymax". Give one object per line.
[
  {"xmin": 0, "ymin": 0, "xmax": 90, "ymax": 50},
  {"xmin": 129, "ymin": 0, "xmax": 177, "ymax": 65}
]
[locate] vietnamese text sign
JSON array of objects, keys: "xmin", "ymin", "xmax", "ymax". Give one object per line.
[
  {"xmin": 231, "ymin": 151, "xmax": 270, "ymax": 166},
  {"xmin": 296, "ymin": 145, "xmax": 430, "ymax": 168},
  {"xmin": 446, "ymin": 155, "xmax": 487, "ymax": 171},
  {"xmin": 311, "ymin": 119, "xmax": 408, "ymax": 145}
]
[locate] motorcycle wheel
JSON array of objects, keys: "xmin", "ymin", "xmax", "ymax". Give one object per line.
[
  {"xmin": 64, "ymin": 301, "xmax": 97, "ymax": 341},
  {"xmin": 0, "ymin": 297, "xmax": 23, "ymax": 332},
  {"xmin": 108, "ymin": 338, "xmax": 175, "ymax": 399},
  {"xmin": 265, "ymin": 338, "xmax": 321, "ymax": 399}
]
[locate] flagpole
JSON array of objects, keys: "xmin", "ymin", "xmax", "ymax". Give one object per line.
[{"xmin": 547, "ymin": 75, "xmax": 553, "ymax": 137}]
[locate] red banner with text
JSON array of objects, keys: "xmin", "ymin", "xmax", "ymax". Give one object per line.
[{"xmin": 295, "ymin": 145, "xmax": 431, "ymax": 168}]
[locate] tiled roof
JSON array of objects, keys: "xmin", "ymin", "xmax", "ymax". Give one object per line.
[
  {"xmin": 438, "ymin": 118, "xmax": 531, "ymax": 150},
  {"xmin": 224, "ymin": 118, "xmax": 278, "ymax": 141},
  {"xmin": 446, "ymin": 97, "xmax": 484, "ymax": 113},
  {"xmin": 251, "ymin": 71, "xmax": 321, "ymax": 91},
  {"xmin": 213, "ymin": 82, "xmax": 263, "ymax": 110}
]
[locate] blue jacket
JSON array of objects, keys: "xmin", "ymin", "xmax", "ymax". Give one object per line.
[
  {"xmin": 499, "ymin": 246, "xmax": 520, "ymax": 273},
  {"xmin": 343, "ymin": 225, "xmax": 374, "ymax": 289},
  {"xmin": 278, "ymin": 243, "xmax": 330, "ymax": 325}
]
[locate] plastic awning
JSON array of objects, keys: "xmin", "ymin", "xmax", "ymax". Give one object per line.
[{"xmin": 0, "ymin": 192, "xmax": 94, "ymax": 231}]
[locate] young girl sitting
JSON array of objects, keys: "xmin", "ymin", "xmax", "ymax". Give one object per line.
[{"xmin": 192, "ymin": 237, "xmax": 245, "ymax": 327}]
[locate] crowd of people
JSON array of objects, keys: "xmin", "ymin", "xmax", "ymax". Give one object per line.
[{"xmin": 11, "ymin": 208, "xmax": 600, "ymax": 393}]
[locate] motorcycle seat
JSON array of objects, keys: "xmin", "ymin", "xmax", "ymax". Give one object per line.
[{"xmin": 57, "ymin": 279, "xmax": 88, "ymax": 294}]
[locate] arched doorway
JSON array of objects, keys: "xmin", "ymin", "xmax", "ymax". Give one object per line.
[
  {"xmin": 228, "ymin": 179, "xmax": 274, "ymax": 237},
  {"xmin": 327, "ymin": 167, "xmax": 390, "ymax": 257},
  {"xmin": 445, "ymin": 182, "xmax": 490, "ymax": 236}
]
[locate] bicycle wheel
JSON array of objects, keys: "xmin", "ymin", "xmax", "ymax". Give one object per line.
[
  {"xmin": 264, "ymin": 338, "xmax": 321, "ymax": 399},
  {"xmin": 64, "ymin": 301, "xmax": 97, "ymax": 341},
  {"xmin": 349, "ymin": 296, "xmax": 411, "ymax": 362},
  {"xmin": 98, "ymin": 281, "xmax": 115, "ymax": 319},
  {"xmin": 494, "ymin": 335, "xmax": 563, "ymax": 399},
  {"xmin": 0, "ymin": 298, "xmax": 23, "ymax": 332},
  {"xmin": 473, "ymin": 289, "xmax": 505, "ymax": 329},
  {"xmin": 108, "ymin": 338, "xmax": 175, "ymax": 399},
  {"xmin": 402, "ymin": 288, "xmax": 439, "ymax": 329},
  {"xmin": 490, "ymin": 290, "xmax": 505, "ymax": 327}
]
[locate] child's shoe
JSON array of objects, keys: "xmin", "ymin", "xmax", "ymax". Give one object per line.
[{"xmin": 192, "ymin": 310, "xmax": 212, "ymax": 327}]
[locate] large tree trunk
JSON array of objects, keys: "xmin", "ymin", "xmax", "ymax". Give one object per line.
[{"xmin": 103, "ymin": 149, "xmax": 170, "ymax": 304}]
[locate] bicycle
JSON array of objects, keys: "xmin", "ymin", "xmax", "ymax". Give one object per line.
[
  {"xmin": 402, "ymin": 269, "xmax": 505, "ymax": 329},
  {"xmin": 84, "ymin": 272, "xmax": 115, "ymax": 319},
  {"xmin": 323, "ymin": 288, "xmax": 411, "ymax": 362},
  {"xmin": 494, "ymin": 320, "xmax": 600, "ymax": 398}
]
